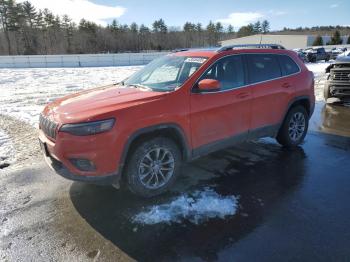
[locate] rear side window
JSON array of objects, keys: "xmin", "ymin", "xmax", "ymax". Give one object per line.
[
  {"xmin": 278, "ymin": 55, "xmax": 300, "ymax": 76},
  {"xmin": 246, "ymin": 54, "xmax": 281, "ymax": 84}
]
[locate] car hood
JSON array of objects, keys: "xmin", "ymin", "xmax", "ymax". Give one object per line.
[
  {"xmin": 43, "ymin": 84, "xmax": 167, "ymax": 123},
  {"xmin": 335, "ymin": 56, "xmax": 350, "ymax": 62}
]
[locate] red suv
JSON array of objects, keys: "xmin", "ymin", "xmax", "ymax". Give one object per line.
[{"xmin": 39, "ymin": 44, "xmax": 315, "ymax": 197}]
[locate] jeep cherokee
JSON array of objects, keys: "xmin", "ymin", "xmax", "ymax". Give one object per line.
[{"xmin": 39, "ymin": 44, "xmax": 315, "ymax": 197}]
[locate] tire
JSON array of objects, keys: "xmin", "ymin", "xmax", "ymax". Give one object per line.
[
  {"xmin": 125, "ymin": 137, "xmax": 181, "ymax": 198},
  {"xmin": 276, "ymin": 106, "xmax": 309, "ymax": 148}
]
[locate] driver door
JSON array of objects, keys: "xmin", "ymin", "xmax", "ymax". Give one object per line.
[{"xmin": 190, "ymin": 55, "xmax": 252, "ymax": 152}]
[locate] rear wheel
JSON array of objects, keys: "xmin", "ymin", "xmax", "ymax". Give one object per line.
[
  {"xmin": 276, "ymin": 106, "xmax": 309, "ymax": 147},
  {"xmin": 125, "ymin": 137, "xmax": 181, "ymax": 198}
]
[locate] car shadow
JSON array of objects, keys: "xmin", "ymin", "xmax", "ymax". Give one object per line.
[{"xmin": 69, "ymin": 140, "xmax": 307, "ymax": 261}]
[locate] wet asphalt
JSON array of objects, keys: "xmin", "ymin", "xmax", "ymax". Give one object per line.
[{"xmin": 1, "ymin": 102, "xmax": 350, "ymax": 262}]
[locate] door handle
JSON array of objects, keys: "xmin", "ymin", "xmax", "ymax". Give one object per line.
[
  {"xmin": 282, "ymin": 83, "xmax": 291, "ymax": 88},
  {"xmin": 236, "ymin": 92, "xmax": 250, "ymax": 99}
]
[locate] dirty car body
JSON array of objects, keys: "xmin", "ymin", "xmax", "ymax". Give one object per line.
[{"xmin": 39, "ymin": 45, "xmax": 315, "ymax": 197}]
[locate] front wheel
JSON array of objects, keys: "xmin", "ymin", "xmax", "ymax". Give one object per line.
[
  {"xmin": 276, "ymin": 106, "xmax": 309, "ymax": 147},
  {"xmin": 125, "ymin": 137, "xmax": 181, "ymax": 198}
]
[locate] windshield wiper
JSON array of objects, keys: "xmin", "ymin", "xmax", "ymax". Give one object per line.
[
  {"xmin": 127, "ymin": 84, "xmax": 153, "ymax": 91},
  {"xmin": 114, "ymin": 81, "xmax": 125, "ymax": 86}
]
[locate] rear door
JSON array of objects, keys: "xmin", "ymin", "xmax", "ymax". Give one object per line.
[
  {"xmin": 246, "ymin": 53, "xmax": 296, "ymax": 135},
  {"xmin": 190, "ymin": 55, "xmax": 252, "ymax": 150}
]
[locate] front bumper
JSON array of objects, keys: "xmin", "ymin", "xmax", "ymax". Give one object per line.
[
  {"xmin": 38, "ymin": 128, "xmax": 122, "ymax": 185},
  {"xmin": 326, "ymin": 81, "xmax": 350, "ymax": 97},
  {"xmin": 42, "ymin": 150, "xmax": 120, "ymax": 185}
]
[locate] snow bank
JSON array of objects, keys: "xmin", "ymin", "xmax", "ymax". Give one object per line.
[
  {"xmin": 305, "ymin": 62, "xmax": 329, "ymax": 77},
  {"xmin": 305, "ymin": 62, "xmax": 331, "ymax": 102},
  {"xmin": 132, "ymin": 188, "xmax": 238, "ymax": 225},
  {"xmin": 0, "ymin": 130, "xmax": 15, "ymax": 169},
  {"xmin": 0, "ymin": 66, "xmax": 141, "ymax": 127}
]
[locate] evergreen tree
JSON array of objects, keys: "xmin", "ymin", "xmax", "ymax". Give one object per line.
[
  {"xmin": 227, "ymin": 24, "xmax": 234, "ymax": 33},
  {"xmin": 261, "ymin": 20, "xmax": 270, "ymax": 34},
  {"xmin": 312, "ymin": 35, "xmax": 323, "ymax": 46},
  {"xmin": 347, "ymin": 36, "xmax": 350, "ymax": 44},
  {"xmin": 34, "ymin": 9, "xmax": 44, "ymax": 29},
  {"xmin": 130, "ymin": 22, "xmax": 138, "ymax": 33},
  {"xmin": 139, "ymin": 24, "xmax": 150, "ymax": 50},
  {"xmin": 206, "ymin": 21, "xmax": 216, "ymax": 46},
  {"xmin": 152, "ymin": 19, "xmax": 167, "ymax": 34},
  {"xmin": 152, "ymin": 19, "xmax": 167, "ymax": 50},
  {"xmin": 109, "ymin": 19, "xmax": 120, "ymax": 33},
  {"xmin": 195, "ymin": 23, "xmax": 202, "ymax": 32},
  {"xmin": 0, "ymin": 0, "xmax": 14, "ymax": 54},
  {"xmin": 22, "ymin": 1, "xmax": 37, "ymax": 28},
  {"xmin": 329, "ymin": 30, "xmax": 342, "ymax": 45},
  {"xmin": 62, "ymin": 14, "xmax": 74, "ymax": 53},
  {"xmin": 253, "ymin": 21, "xmax": 262, "ymax": 33},
  {"xmin": 237, "ymin": 23, "xmax": 254, "ymax": 37},
  {"xmin": 139, "ymin": 24, "xmax": 150, "ymax": 34}
]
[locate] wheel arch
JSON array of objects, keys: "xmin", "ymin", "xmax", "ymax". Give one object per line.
[
  {"xmin": 284, "ymin": 96, "xmax": 312, "ymax": 121},
  {"xmin": 118, "ymin": 123, "xmax": 191, "ymax": 175},
  {"xmin": 276, "ymin": 96, "xmax": 313, "ymax": 137}
]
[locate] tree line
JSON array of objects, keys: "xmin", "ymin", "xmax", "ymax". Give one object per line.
[
  {"xmin": 312, "ymin": 31, "xmax": 350, "ymax": 46},
  {"xmin": 0, "ymin": 0, "xmax": 272, "ymax": 55},
  {"xmin": 1, "ymin": 0, "xmax": 349, "ymax": 55}
]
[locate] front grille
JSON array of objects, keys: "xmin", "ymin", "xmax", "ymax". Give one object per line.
[
  {"xmin": 331, "ymin": 69, "xmax": 350, "ymax": 81},
  {"xmin": 39, "ymin": 114, "xmax": 58, "ymax": 139}
]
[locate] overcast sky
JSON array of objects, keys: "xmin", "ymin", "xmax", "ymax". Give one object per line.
[{"xmin": 20, "ymin": 0, "xmax": 350, "ymax": 30}]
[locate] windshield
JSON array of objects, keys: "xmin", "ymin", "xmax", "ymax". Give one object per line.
[{"xmin": 124, "ymin": 55, "xmax": 208, "ymax": 91}]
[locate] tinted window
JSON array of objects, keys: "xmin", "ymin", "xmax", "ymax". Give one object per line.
[
  {"xmin": 317, "ymin": 48, "xmax": 325, "ymax": 54},
  {"xmin": 199, "ymin": 55, "xmax": 245, "ymax": 90},
  {"xmin": 246, "ymin": 54, "xmax": 281, "ymax": 84},
  {"xmin": 278, "ymin": 55, "xmax": 300, "ymax": 76}
]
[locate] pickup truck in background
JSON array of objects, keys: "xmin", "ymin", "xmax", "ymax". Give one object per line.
[{"xmin": 304, "ymin": 47, "xmax": 330, "ymax": 63}]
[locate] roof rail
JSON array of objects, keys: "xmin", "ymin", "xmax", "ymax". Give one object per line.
[
  {"xmin": 172, "ymin": 48, "xmax": 190, "ymax": 53},
  {"xmin": 217, "ymin": 44, "xmax": 286, "ymax": 52}
]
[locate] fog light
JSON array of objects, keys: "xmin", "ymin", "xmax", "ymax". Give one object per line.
[{"xmin": 70, "ymin": 158, "xmax": 96, "ymax": 172}]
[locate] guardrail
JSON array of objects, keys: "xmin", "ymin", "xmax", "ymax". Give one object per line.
[
  {"xmin": 309, "ymin": 44, "xmax": 350, "ymax": 50},
  {"xmin": 0, "ymin": 52, "xmax": 168, "ymax": 68}
]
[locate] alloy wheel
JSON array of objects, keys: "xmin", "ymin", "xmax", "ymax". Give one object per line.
[
  {"xmin": 288, "ymin": 112, "xmax": 306, "ymax": 142},
  {"xmin": 138, "ymin": 147, "xmax": 175, "ymax": 189}
]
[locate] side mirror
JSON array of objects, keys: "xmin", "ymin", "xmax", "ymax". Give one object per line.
[{"xmin": 197, "ymin": 79, "xmax": 221, "ymax": 92}]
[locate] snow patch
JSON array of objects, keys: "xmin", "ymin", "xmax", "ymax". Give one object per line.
[
  {"xmin": 306, "ymin": 62, "xmax": 330, "ymax": 77},
  {"xmin": 305, "ymin": 62, "xmax": 331, "ymax": 102},
  {"xmin": 133, "ymin": 188, "xmax": 238, "ymax": 225},
  {"xmin": 0, "ymin": 66, "xmax": 142, "ymax": 127},
  {"xmin": 0, "ymin": 130, "xmax": 15, "ymax": 168}
]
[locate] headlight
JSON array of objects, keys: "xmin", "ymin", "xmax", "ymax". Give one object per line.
[{"xmin": 60, "ymin": 119, "xmax": 115, "ymax": 136}]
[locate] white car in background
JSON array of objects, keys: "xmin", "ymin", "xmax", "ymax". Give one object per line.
[{"xmin": 337, "ymin": 50, "xmax": 350, "ymax": 58}]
